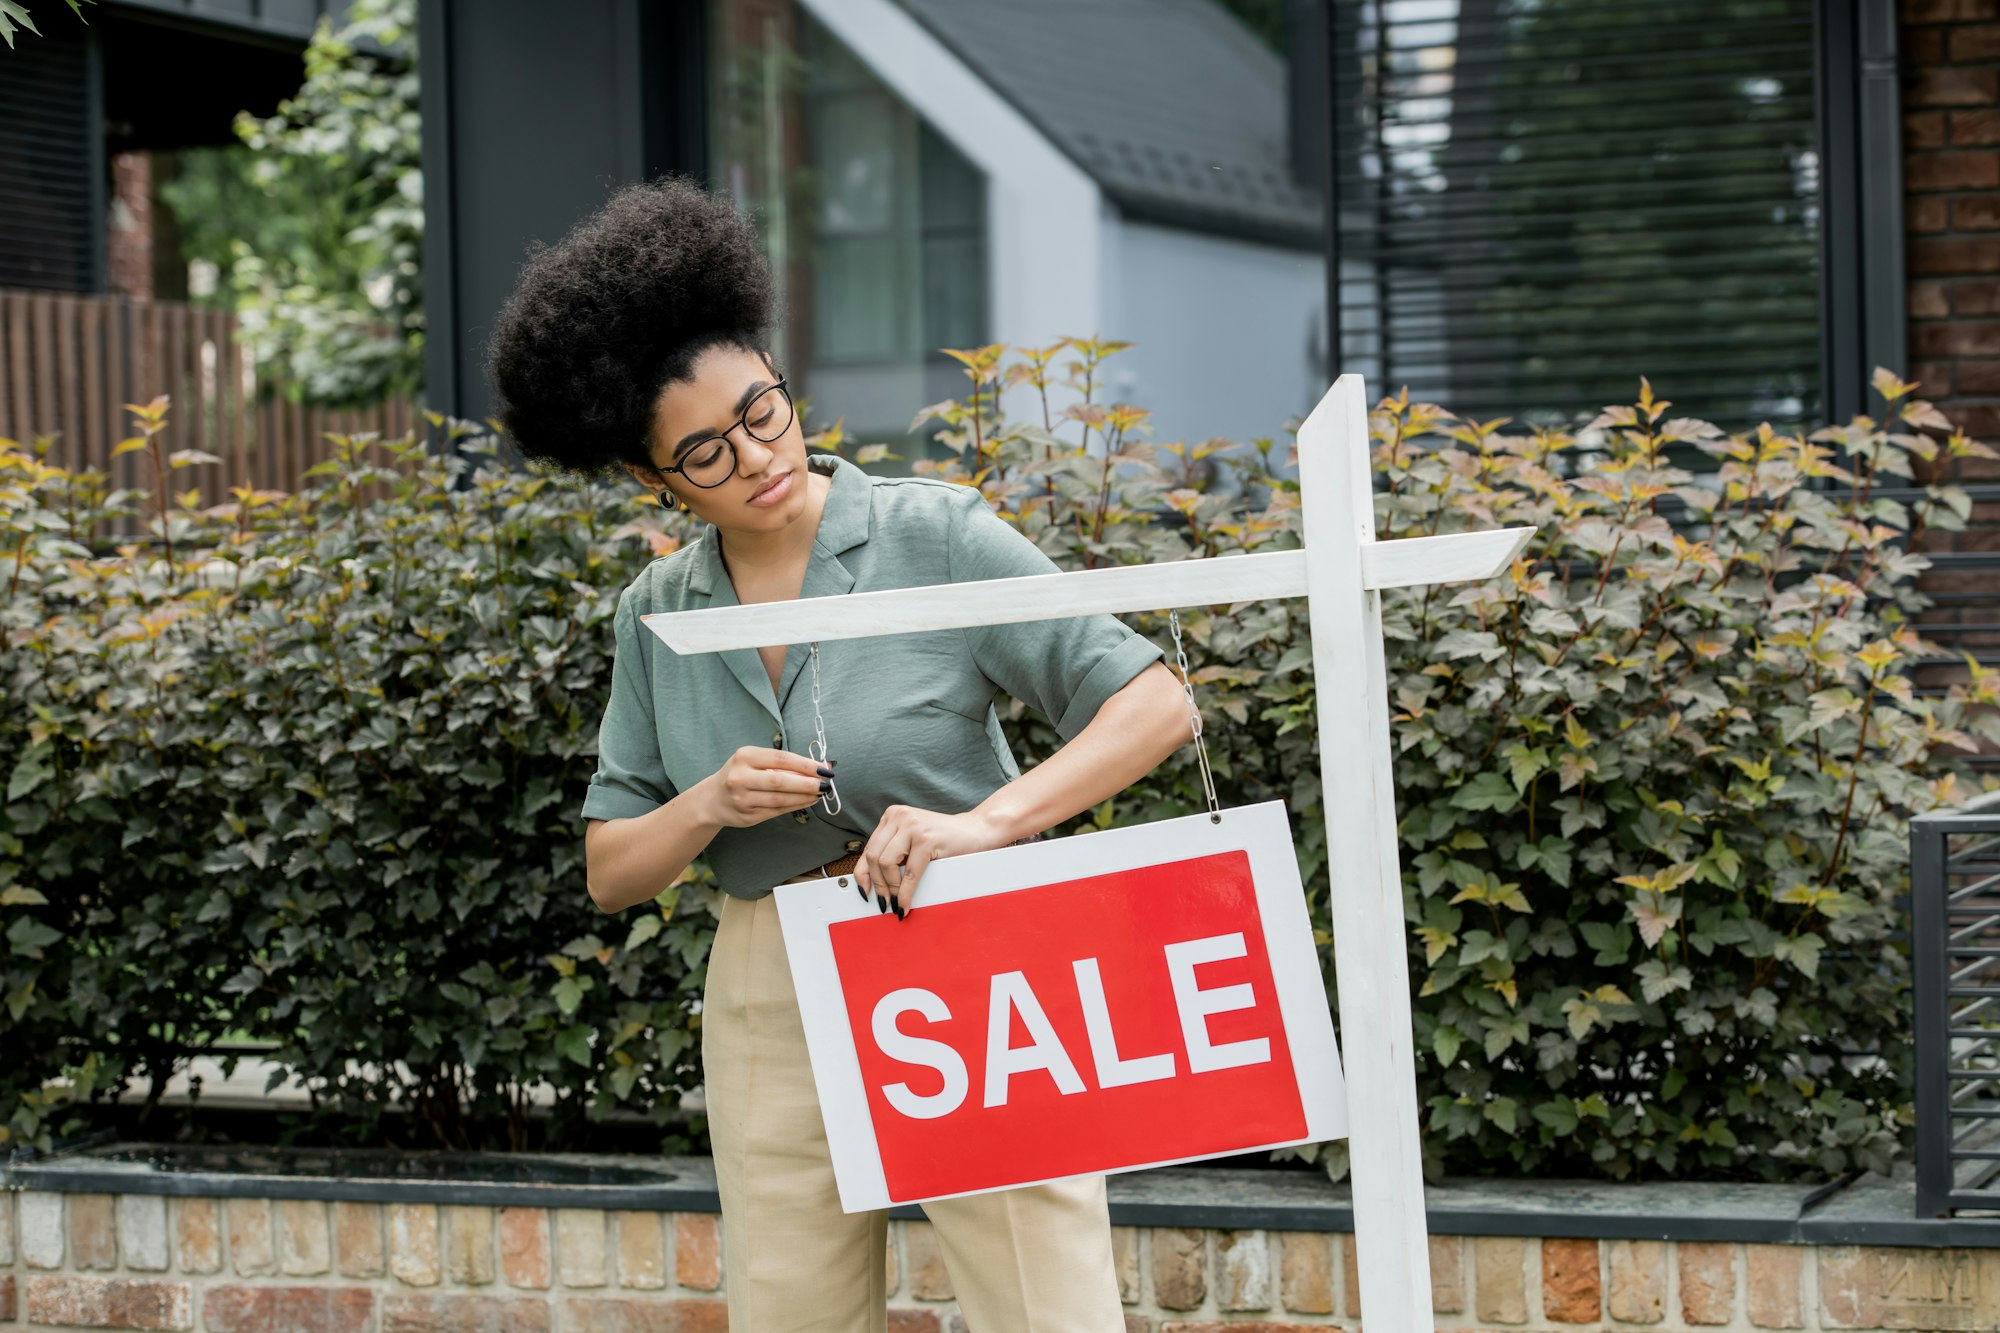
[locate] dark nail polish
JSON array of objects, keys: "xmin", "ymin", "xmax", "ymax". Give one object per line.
[
  {"xmin": 816, "ymin": 765, "xmax": 834, "ymax": 778},
  {"xmin": 827, "ymin": 758, "xmax": 838, "ymax": 767},
  {"xmin": 892, "ymin": 901, "xmax": 906, "ymax": 922},
  {"xmin": 876, "ymin": 894, "xmax": 889, "ymax": 914},
  {"xmin": 856, "ymin": 880, "xmax": 870, "ymax": 903},
  {"xmin": 818, "ymin": 779, "xmax": 832, "ymax": 794}
]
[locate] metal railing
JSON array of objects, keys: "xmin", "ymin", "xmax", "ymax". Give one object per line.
[{"xmin": 1914, "ymin": 790, "xmax": 2000, "ymax": 1216}]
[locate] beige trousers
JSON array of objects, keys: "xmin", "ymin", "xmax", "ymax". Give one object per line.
[{"xmin": 702, "ymin": 886, "xmax": 1127, "ymax": 1332}]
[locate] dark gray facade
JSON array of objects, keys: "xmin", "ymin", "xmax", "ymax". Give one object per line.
[{"xmin": 418, "ymin": 0, "xmax": 707, "ymax": 426}]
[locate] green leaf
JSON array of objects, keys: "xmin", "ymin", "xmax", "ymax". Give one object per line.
[
  {"xmin": 1635, "ymin": 960, "xmax": 1692, "ymax": 1003},
  {"xmin": 552, "ymin": 976, "xmax": 587, "ymax": 1016},
  {"xmin": 1457, "ymin": 930, "xmax": 1506, "ymax": 966},
  {"xmin": 7, "ymin": 754, "xmax": 51, "ymax": 802},
  {"xmin": 1695, "ymin": 831, "xmax": 1743, "ymax": 888},
  {"xmin": 624, "ymin": 913, "xmax": 665, "ymax": 952},
  {"xmin": 1433, "ymin": 1027, "xmax": 1462, "ymax": 1066},
  {"xmin": 1274, "ymin": 642, "xmax": 1314, "ymax": 674},
  {"xmin": 1504, "ymin": 744, "xmax": 1549, "ymax": 794},
  {"xmin": 1533, "ymin": 1099, "xmax": 1580, "ymax": 1136},
  {"xmin": 7, "ymin": 916, "xmax": 62, "ymax": 956},
  {"xmin": 1776, "ymin": 934, "xmax": 1824, "ymax": 980},
  {"xmin": 1578, "ymin": 921, "xmax": 1631, "ymax": 966},
  {"xmin": 0, "ymin": 1, "xmax": 42, "ymax": 49},
  {"xmin": 1438, "ymin": 629, "xmax": 1502, "ymax": 661},
  {"xmin": 1450, "ymin": 772, "xmax": 1519, "ymax": 813},
  {"xmin": 554, "ymin": 1025, "xmax": 593, "ymax": 1067}
]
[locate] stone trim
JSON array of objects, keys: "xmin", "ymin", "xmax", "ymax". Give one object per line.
[
  {"xmin": 15, "ymin": 1156, "xmax": 2000, "ymax": 1251},
  {"xmin": 4, "ymin": 1188, "xmax": 1999, "ymax": 1331}
]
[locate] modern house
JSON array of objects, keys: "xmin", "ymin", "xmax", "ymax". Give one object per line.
[
  {"xmin": 0, "ymin": 0, "xmax": 1929, "ymax": 441},
  {"xmin": 415, "ymin": 0, "xmax": 1330, "ymax": 456},
  {"xmin": 418, "ymin": 0, "xmax": 1911, "ymax": 443},
  {"xmin": 758, "ymin": 0, "xmax": 1330, "ymax": 452},
  {"xmin": 4, "ymin": 1, "xmax": 1989, "ymax": 599}
]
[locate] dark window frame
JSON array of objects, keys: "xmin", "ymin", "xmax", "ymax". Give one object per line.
[
  {"xmin": 1817, "ymin": 0, "xmax": 1907, "ymax": 424},
  {"xmin": 1309, "ymin": 0, "xmax": 1906, "ymax": 428}
]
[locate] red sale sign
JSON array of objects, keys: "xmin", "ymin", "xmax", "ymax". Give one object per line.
[{"xmin": 777, "ymin": 800, "xmax": 1347, "ymax": 1211}]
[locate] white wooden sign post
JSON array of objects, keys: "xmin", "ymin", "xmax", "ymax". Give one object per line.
[{"xmin": 641, "ymin": 375, "xmax": 1532, "ymax": 1333}]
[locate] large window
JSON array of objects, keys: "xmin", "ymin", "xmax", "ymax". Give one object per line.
[
  {"xmin": 708, "ymin": 0, "xmax": 987, "ymax": 464},
  {"xmin": 802, "ymin": 21, "xmax": 985, "ymax": 366},
  {"xmin": 1328, "ymin": 0, "xmax": 1824, "ymax": 429}
]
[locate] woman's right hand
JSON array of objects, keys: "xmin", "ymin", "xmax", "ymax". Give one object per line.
[{"xmin": 696, "ymin": 746, "xmax": 833, "ymax": 828}]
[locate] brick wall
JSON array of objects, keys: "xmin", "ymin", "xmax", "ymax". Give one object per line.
[
  {"xmin": 4, "ymin": 1189, "xmax": 1999, "ymax": 1331},
  {"xmin": 1900, "ymin": 1, "xmax": 2000, "ymax": 707},
  {"xmin": 103, "ymin": 152, "xmax": 152, "ymax": 302},
  {"xmin": 1902, "ymin": 2, "xmax": 2000, "ymax": 511}
]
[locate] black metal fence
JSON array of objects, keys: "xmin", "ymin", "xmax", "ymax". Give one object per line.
[{"xmin": 1914, "ymin": 791, "xmax": 2000, "ymax": 1216}]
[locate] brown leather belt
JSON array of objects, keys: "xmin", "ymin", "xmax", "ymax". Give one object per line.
[{"xmin": 780, "ymin": 851, "xmax": 864, "ymax": 885}]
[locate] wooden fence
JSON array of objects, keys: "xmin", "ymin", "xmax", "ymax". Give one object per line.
[{"xmin": 1, "ymin": 287, "xmax": 423, "ymax": 506}]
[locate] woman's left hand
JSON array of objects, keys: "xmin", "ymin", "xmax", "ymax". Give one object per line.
[{"xmin": 856, "ymin": 805, "xmax": 1013, "ymax": 916}]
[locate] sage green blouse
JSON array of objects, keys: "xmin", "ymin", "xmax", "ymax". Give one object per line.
[{"xmin": 581, "ymin": 451, "xmax": 1165, "ymax": 900}]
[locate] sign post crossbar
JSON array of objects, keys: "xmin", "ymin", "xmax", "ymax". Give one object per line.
[{"xmin": 641, "ymin": 375, "xmax": 1533, "ymax": 1333}]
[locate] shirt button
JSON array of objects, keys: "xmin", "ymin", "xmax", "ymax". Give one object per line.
[
  {"xmin": 794, "ymin": 811, "xmax": 811, "ymax": 824},
  {"xmin": 772, "ymin": 729, "xmax": 782, "ymax": 745},
  {"xmin": 845, "ymin": 839, "xmax": 862, "ymax": 851}
]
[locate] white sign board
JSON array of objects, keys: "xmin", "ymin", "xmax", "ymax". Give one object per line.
[
  {"xmin": 775, "ymin": 800, "xmax": 1345, "ymax": 1211},
  {"xmin": 642, "ymin": 375, "xmax": 1533, "ymax": 1333}
]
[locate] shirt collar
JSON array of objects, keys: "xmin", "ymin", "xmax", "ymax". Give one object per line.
[{"xmin": 686, "ymin": 451, "xmax": 869, "ymax": 597}]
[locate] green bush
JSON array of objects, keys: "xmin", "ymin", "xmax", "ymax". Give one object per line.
[
  {"xmin": 903, "ymin": 348, "xmax": 1999, "ymax": 1181},
  {"xmin": 2, "ymin": 412, "xmax": 718, "ymax": 1151},
  {"xmin": 3, "ymin": 351, "xmax": 1994, "ymax": 1182}
]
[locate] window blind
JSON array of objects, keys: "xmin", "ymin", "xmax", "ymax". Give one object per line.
[
  {"xmin": 0, "ymin": 26, "xmax": 96, "ymax": 293},
  {"xmin": 1327, "ymin": 0, "xmax": 1823, "ymax": 430}
]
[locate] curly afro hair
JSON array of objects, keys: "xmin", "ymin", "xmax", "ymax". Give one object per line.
[{"xmin": 485, "ymin": 175, "xmax": 777, "ymax": 477}]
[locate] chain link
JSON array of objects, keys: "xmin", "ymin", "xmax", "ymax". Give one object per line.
[
  {"xmin": 808, "ymin": 641, "xmax": 842, "ymax": 815},
  {"xmin": 1169, "ymin": 609, "xmax": 1221, "ymax": 822}
]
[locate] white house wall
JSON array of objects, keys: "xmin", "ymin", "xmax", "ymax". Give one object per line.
[
  {"xmin": 1100, "ymin": 215, "xmax": 1328, "ymax": 465},
  {"xmin": 798, "ymin": 0, "xmax": 1102, "ymax": 399}
]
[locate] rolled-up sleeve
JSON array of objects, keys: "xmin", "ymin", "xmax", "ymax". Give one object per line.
[
  {"xmin": 948, "ymin": 486, "xmax": 1164, "ymax": 742},
  {"xmin": 581, "ymin": 584, "xmax": 681, "ymax": 822}
]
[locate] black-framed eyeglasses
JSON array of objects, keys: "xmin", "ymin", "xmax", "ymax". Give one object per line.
[{"xmin": 662, "ymin": 379, "xmax": 794, "ymax": 488}]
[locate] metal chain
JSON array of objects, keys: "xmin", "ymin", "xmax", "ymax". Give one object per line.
[
  {"xmin": 807, "ymin": 641, "xmax": 842, "ymax": 815},
  {"xmin": 1168, "ymin": 609, "xmax": 1221, "ymax": 822}
]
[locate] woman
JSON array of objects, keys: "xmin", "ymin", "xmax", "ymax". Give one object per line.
[{"xmin": 487, "ymin": 177, "xmax": 1194, "ymax": 1331}]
